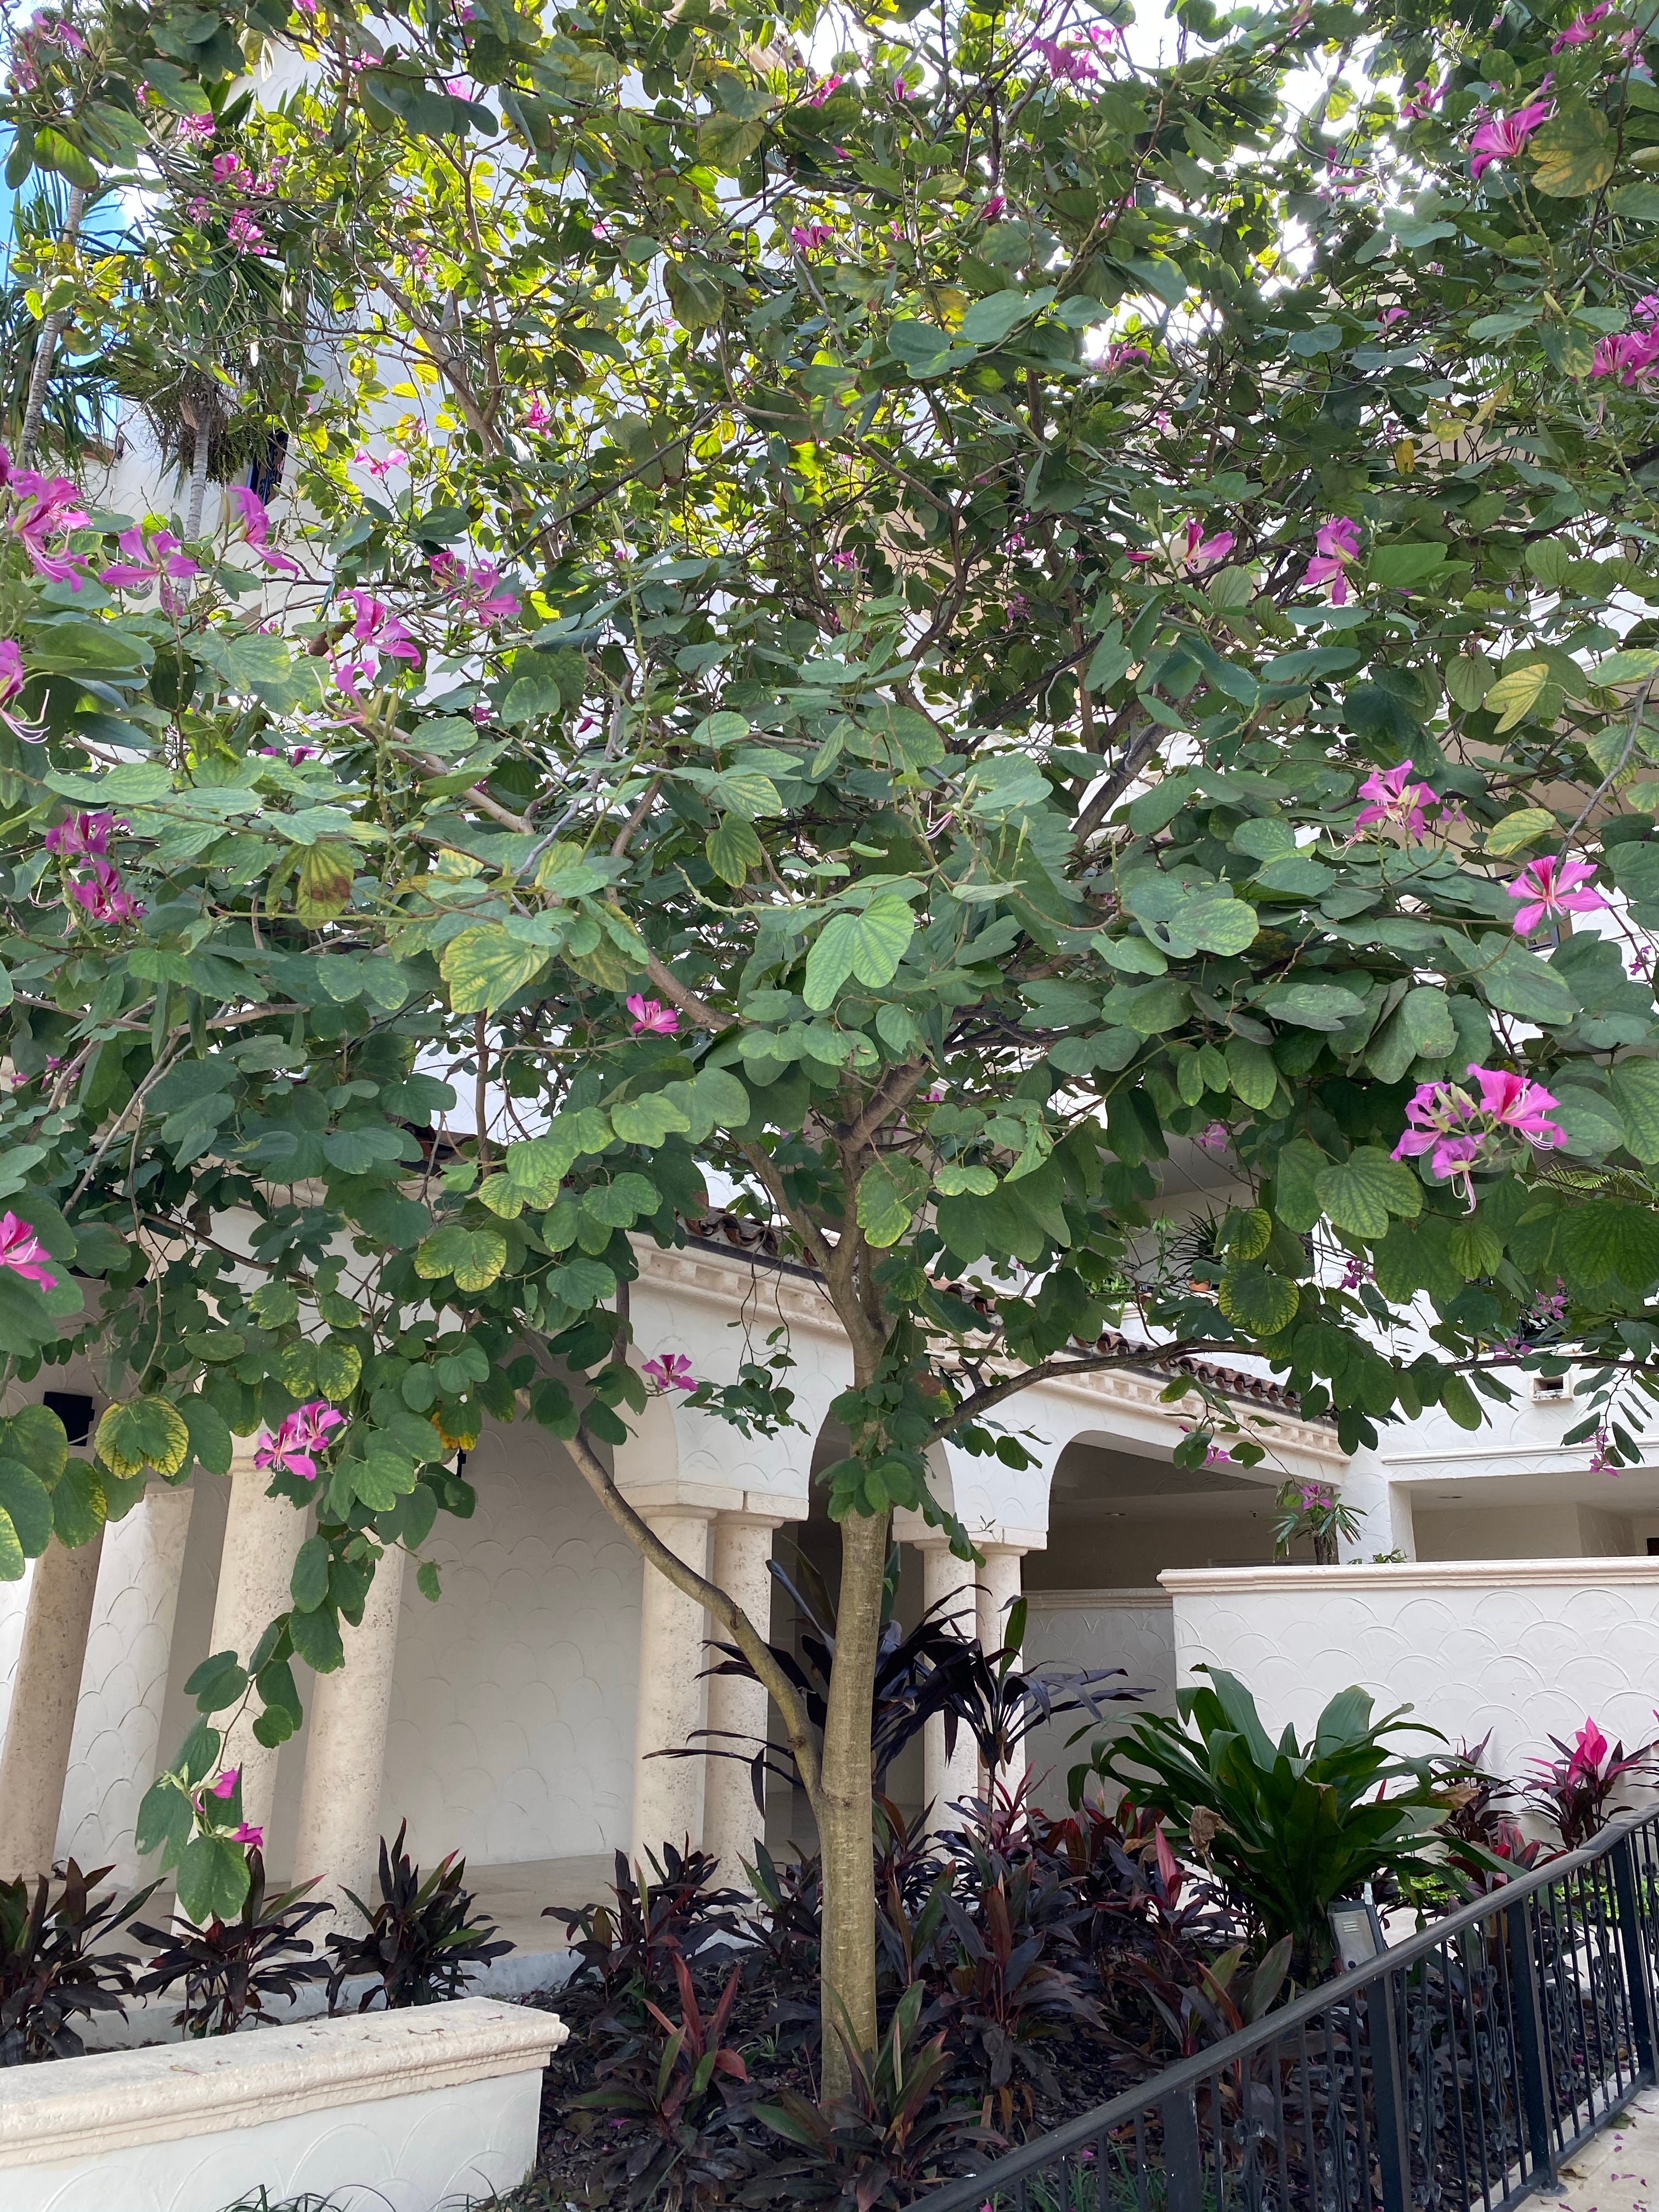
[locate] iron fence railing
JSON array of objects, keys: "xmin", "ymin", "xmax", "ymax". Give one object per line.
[{"xmin": 919, "ymin": 1803, "xmax": 1659, "ymax": 2212}]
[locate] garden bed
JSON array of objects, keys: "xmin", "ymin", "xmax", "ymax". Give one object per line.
[{"xmin": 0, "ymin": 1996, "xmax": 566, "ymax": 2212}]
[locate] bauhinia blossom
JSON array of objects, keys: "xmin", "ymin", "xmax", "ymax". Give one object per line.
[
  {"xmin": 1553, "ymin": 3, "xmax": 1611, "ymax": 49},
  {"xmin": 7, "ymin": 465, "xmax": 88, "ymax": 582},
  {"xmin": 1592, "ymin": 328, "xmax": 1659, "ymax": 385},
  {"xmin": 1302, "ymin": 515, "xmax": 1361, "ymax": 603},
  {"xmin": 1103, "ymin": 341, "xmax": 1150, "ymax": 373},
  {"xmin": 643, "ymin": 1353, "xmax": 697, "ymax": 1393},
  {"xmin": 254, "ymin": 1400, "xmax": 347, "ymax": 1482},
  {"xmin": 44, "ymin": 809, "xmax": 124, "ymax": 860},
  {"xmin": 0, "ymin": 1212, "xmax": 56, "ymax": 1289},
  {"xmin": 229, "ymin": 487, "xmax": 300, "ymax": 575},
  {"xmin": 1469, "ymin": 99, "xmax": 1554, "ymax": 179},
  {"xmin": 0, "ymin": 639, "xmax": 41, "ymax": 742},
  {"xmin": 67, "ymin": 859, "xmax": 143, "ymax": 926},
  {"xmin": 626, "ymin": 994, "xmax": 679, "ymax": 1036},
  {"xmin": 1181, "ymin": 518, "xmax": 1235, "ymax": 572},
  {"xmin": 338, "ymin": 590, "xmax": 421, "ymax": 681},
  {"xmin": 1506, "ymin": 853, "xmax": 1605, "ymax": 935},
  {"xmin": 98, "ymin": 522, "xmax": 201, "ymax": 604},
  {"xmin": 1392, "ymin": 1064, "xmax": 1567, "ymax": 1191},
  {"xmin": 431, "ymin": 550, "xmax": 520, "ymax": 625},
  {"xmin": 225, "ymin": 210, "xmax": 264, "ymax": 254},
  {"xmin": 1030, "ymin": 33, "xmax": 1097, "ymax": 81},
  {"xmin": 791, "ymin": 222, "xmax": 834, "ymax": 251},
  {"xmin": 1354, "ymin": 758, "xmax": 1440, "ymax": 839},
  {"xmin": 805, "ymin": 73, "xmax": 843, "ymax": 104}
]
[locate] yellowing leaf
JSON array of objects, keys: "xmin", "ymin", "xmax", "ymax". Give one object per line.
[
  {"xmin": 1485, "ymin": 662, "xmax": 1551, "ymax": 733},
  {"xmin": 440, "ymin": 927, "xmax": 551, "ymax": 1014},
  {"xmin": 1485, "ymin": 808, "xmax": 1558, "ymax": 856},
  {"xmin": 96, "ymin": 1396, "xmax": 190, "ymax": 1479}
]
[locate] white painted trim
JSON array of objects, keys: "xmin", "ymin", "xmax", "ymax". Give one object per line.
[
  {"xmin": 1161, "ymin": 1558, "xmax": 1659, "ymax": 1596},
  {"xmin": 1025, "ymin": 1587, "xmax": 1174, "ymax": 1609},
  {"xmin": 0, "ymin": 1996, "xmax": 566, "ymax": 2167}
]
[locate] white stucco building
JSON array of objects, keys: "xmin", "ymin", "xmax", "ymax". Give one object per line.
[{"xmin": 2, "ymin": 1203, "xmax": 1656, "ymax": 1970}]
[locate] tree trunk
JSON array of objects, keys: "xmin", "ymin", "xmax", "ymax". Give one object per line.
[
  {"xmin": 18, "ymin": 186, "xmax": 87, "ymax": 465},
  {"xmin": 185, "ymin": 414, "xmax": 212, "ymax": 541},
  {"xmin": 817, "ymin": 1502, "xmax": 889, "ymax": 2097}
]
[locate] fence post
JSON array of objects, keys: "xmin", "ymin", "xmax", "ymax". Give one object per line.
[
  {"xmin": 1612, "ymin": 1829, "xmax": 1657, "ymax": 2083},
  {"xmin": 1369, "ymin": 1970, "xmax": 1413, "ymax": 2212},
  {"xmin": 1508, "ymin": 1894, "xmax": 1560, "ymax": 2190},
  {"xmin": 1161, "ymin": 2084, "xmax": 1203, "ymax": 2212}
]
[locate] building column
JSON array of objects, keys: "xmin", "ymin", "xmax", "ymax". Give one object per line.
[
  {"xmin": 630, "ymin": 1508, "xmax": 714, "ymax": 1865},
  {"xmin": 702, "ymin": 1513, "xmax": 781, "ymax": 1893},
  {"xmin": 57, "ymin": 1482, "xmax": 195, "ymax": 1884},
  {"xmin": 0, "ymin": 1528, "xmax": 105, "ymax": 1880},
  {"xmin": 291, "ymin": 1548, "xmax": 406, "ymax": 1922},
  {"xmin": 976, "ymin": 1545, "xmax": 1025, "ymax": 1661},
  {"xmin": 918, "ymin": 1539, "xmax": 980, "ymax": 1831},
  {"xmin": 207, "ymin": 1446, "xmax": 307, "ymax": 1839}
]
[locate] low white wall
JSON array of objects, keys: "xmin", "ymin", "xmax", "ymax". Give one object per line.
[
  {"xmin": 0, "ymin": 1996, "xmax": 565, "ymax": 2212},
  {"xmin": 1165, "ymin": 1559, "xmax": 1659, "ymax": 1779},
  {"xmin": 1022, "ymin": 1589, "xmax": 1176, "ymax": 1809}
]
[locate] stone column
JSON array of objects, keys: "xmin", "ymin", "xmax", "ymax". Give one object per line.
[
  {"xmin": 57, "ymin": 1482, "xmax": 195, "ymax": 1883},
  {"xmin": 629, "ymin": 1508, "xmax": 714, "ymax": 1865},
  {"xmin": 976, "ymin": 1545, "xmax": 1025, "ymax": 1662},
  {"xmin": 0, "ymin": 1528, "xmax": 105, "ymax": 1881},
  {"xmin": 291, "ymin": 1548, "xmax": 407, "ymax": 1922},
  {"xmin": 207, "ymin": 1446, "xmax": 307, "ymax": 1838},
  {"xmin": 918, "ymin": 1539, "xmax": 980, "ymax": 1831},
  {"xmin": 702, "ymin": 1513, "xmax": 780, "ymax": 1892}
]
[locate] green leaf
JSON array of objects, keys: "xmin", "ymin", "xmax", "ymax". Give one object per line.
[
  {"xmin": 1610, "ymin": 1059, "xmax": 1659, "ymax": 1162},
  {"xmin": 958, "ymin": 287, "xmax": 1049, "ymax": 346},
  {"xmin": 1485, "ymin": 662, "xmax": 1551, "ymax": 733},
  {"xmin": 1530, "ymin": 103, "xmax": 1615, "ymax": 198},
  {"xmin": 176, "ymin": 1835, "xmax": 251, "ymax": 1925},
  {"xmin": 1218, "ymin": 1262, "xmax": 1300, "ymax": 1336},
  {"xmin": 1476, "ymin": 944, "xmax": 1577, "ymax": 1025},
  {"xmin": 1485, "ymin": 808, "xmax": 1557, "ymax": 856},
  {"xmin": 1274, "ymin": 1138, "xmax": 1329, "ymax": 1233},
  {"xmin": 706, "ymin": 818, "xmax": 762, "ymax": 884},
  {"xmin": 440, "ymin": 927, "xmax": 551, "ymax": 1014},
  {"xmin": 52, "ymin": 1460, "xmax": 105, "ymax": 1547},
  {"xmin": 1398, "ymin": 988, "xmax": 1456, "ymax": 1059},
  {"xmin": 1314, "ymin": 1148, "xmax": 1422, "ymax": 1236},
  {"xmin": 1225, "ymin": 1038, "xmax": 1280, "ymax": 1110},
  {"xmin": 1448, "ymin": 1218, "xmax": 1504, "ymax": 1278},
  {"xmin": 291, "ymin": 1534, "xmax": 331, "ymax": 1611},
  {"xmin": 803, "ymin": 898, "xmax": 917, "ymax": 1009},
  {"xmin": 0, "ymin": 1404, "xmax": 68, "ymax": 1485},
  {"xmin": 1257, "ymin": 983, "xmax": 1369, "ymax": 1031},
  {"xmin": 96, "ymin": 1397, "xmax": 190, "ymax": 1479},
  {"xmin": 414, "ymin": 1224, "xmax": 508, "ymax": 1290},
  {"xmin": 1440, "ymin": 1374, "xmax": 1483, "ymax": 1432},
  {"xmin": 1367, "ymin": 543, "xmax": 1446, "ymax": 590},
  {"xmin": 1595, "ymin": 648, "xmax": 1659, "ymax": 688},
  {"xmin": 1549, "ymin": 1086, "xmax": 1625, "ymax": 1158},
  {"xmin": 856, "ymin": 1156, "xmax": 931, "ymax": 1247},
  {"xmin": 289, "ymin": 1602, "xmax": 345, "ymax": 1672},
  {"xmin": 610, "ymin": 1091, "xmax": 693, "ymax": 1145},
  {"xmin": 184, "ymin": 1648, "xmax": 249, "ymax": 1713},
  {"xmin": 1557, "ymin": 1202, "xmax": 1659, "ymax": 1292},
  {"xmin": 1446, "ymin": 656, "xmax": 1496, "ymax": 711},
  {"xmin": 1609, "ymin": 183, "xmax": 1659, "ymax": 221},
  {"xmin": 934, "ymin": 1164, "xmax": 998, "ymax": 1196}
]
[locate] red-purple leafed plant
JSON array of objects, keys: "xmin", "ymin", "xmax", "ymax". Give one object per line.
[{"xmin": 1519, "ymin": 1717, "xmax": 1657, "ymax": 1851}]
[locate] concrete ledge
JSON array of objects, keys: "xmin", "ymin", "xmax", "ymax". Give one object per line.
[
  {"xmin": 0, "ymin": 1996, "xmax": 566, "ymax": 2166},
  {"xmin": 1026, "ymin": 1586, "xmax": 1173, "ymax": 1609},
  {"xmin": 1162, "ymin": 1556, "xmax": 1659, "ymax": 1595}
]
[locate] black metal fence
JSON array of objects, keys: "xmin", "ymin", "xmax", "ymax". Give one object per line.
[{"xmin": 919, "ymin": 1804, "xmax": 1659, "ymax": 2212}]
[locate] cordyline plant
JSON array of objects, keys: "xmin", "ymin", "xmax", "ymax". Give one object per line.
[{"xmin": 5, "ymin": 0, "xmax": 1659, "ymax": 2090}]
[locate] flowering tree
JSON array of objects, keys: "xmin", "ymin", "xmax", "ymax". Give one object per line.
[{"xmin": 5, "ymin": 0, "xmax": 1659, "ymax": 2081}]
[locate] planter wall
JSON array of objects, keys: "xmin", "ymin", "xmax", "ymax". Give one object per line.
[
  {"xmin": 0, "ymin": 1995, "xmax": 566, "ymax": 2212},
  {"xmin": 1164, "ymin": 1556, "xmax": 1659, "ymax": 1779}
]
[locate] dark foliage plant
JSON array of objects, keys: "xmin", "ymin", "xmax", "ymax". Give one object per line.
[
  {"xmin": 0, "ymin": 1861, "xmax": 154, "ymax": 2064},
  {"xmin": 134, "ymin": 1852, "xmax": 330, "ymax": 2036},
  {"xmin": 1519, "ymin": 1717, "xmax": 1657, "ymax": 1852},
  {"xmin": 1435, "ymin": 1736, "xmax": 1554, "ymax": 1893},
  {"xmin": 546, "ymin": 1842, "xmax": 748, "ymax": 2025},
  {"xmin": 325, "ymin": 1820, "xmax": 511, "ymax": 2011}
]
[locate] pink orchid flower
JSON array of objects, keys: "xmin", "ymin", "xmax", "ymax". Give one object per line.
[
  {"xmin": 431, "ymin": 550, "xmax": 520, "ymax": 625},
  {"xmin": 1181, "ymin": 519, "xmax": 1235, "ymax": 572},
  {"xmin": 1104, "ymin": 341, "xmax": 1150, "ymax": 373},
  {"xmin": 44, "ymin": 809, "xmax": 124, "ymax": 861},
  {"xmin": 1469, "ymin": 98, "xmax": 1554, "ymax": 179},
  {"xmin": 7, "ymin": 466, "xmax": 88, "ymax": 583},
  {"xmin": 225, "ymin": 210, "xmax": 264, "ymax": 254},
  {"xmin": 1553, "ymin": 2, "xmax": 1611, "ymax": 47},
  {"xmin": 1377, "ymin": 306, "xmax": 1408, "ymax": 329},
  {"xmin": 791, "ymin": 222, "xmax": 835, "ymax": 251},
  {"xmin": 353, "ymin": 448, "xmax": 408, "ymax": 479},
  {"xmin": 1195, "ymin": 1121, "xmax": 1232, "ymax": 1155},
  {"xmin": 67, "ymin": 860, "xmax": 143, "ymax": 926},
  {"xmin": 207, "ymin": 1768, "xmax": 240, "ymax": 1799},
  {"xmin": 524, "ymin": 397, "xmax": 552, "ymax": 431},
  {"xmin": 339, "ymin": 590, "xmax": 421, "ymax": 670},
  {"xmin": 229, "ymin": 486, "xmax": 300, "ymax": 575},
  {"xmin": 1030, "ymin": 33, "xmax": 1098, "ymax": 81},
  {"xmin": 98, "ymin": 522, "xmax": 201, "ymax": 605},
  {"xmin": 233, "ymin": 1822, "xmax": 264, "ymax": 1846},
  {"xmin": 1393, "ymin": 1065, "xmax": 1566, "ymax": 1193},
  {"xmin": 179, "ymin": 111, "xmax": 215, "ymax": 140},
  {"xmin": 805, "ymin": 73, "xmax": 843, "ymax": 104},
  {"xmin": 1507, "ymin": 853, "xmax": 1604, "ymax": 935},
  {"xmin": 211, "ymin": 150, "xmax": 244, "ymax": 182},
  {"xmin": 625, "ymin": 994, "xmax": 679, "ymax": 1036},
  {"xmin": 1592, "ymin": 328, "xmax": 1659, "ymax": 385},
  {"xmin": 1303, "ymin": 514, "xmax": 1362, "ymax": 603},
  {"xmin": 0, "ymin": 1212, "xmax": 56, "ymax": 1289},
  {"xmin": 982, "ymin": 193, "xmax": 1007, "ymax": 219},
  {"xmin": 255, "ymin": 1400, "xmax": 347, "ymax": 1483},
  {"xmin": 1401, "ymin": 79, "xmax": 1442, "ymax": 120},
  {"xmin": 0, "ymin": 639, "xmax": 42, "ymax": 743},
  {"xmin": 1355, "ymin": 758, "xmax": 1438, "ymax": 839},
  {"xmin": 643, "ymin": 1352, "xmax": 697, "ymax": 1393}
]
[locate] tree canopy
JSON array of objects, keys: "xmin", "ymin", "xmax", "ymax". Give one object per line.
[{"xmin": 4, "ymin": 0, "xmax": 1659, "ymax": 2066}]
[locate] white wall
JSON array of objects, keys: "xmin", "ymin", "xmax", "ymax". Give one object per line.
[
  {"xmin": 1020, "ymin": 1589, "xmax": 1176, "ymax": 1810},
  {"xmin": 379, "ymin": 1422, "xmax": 643, "ymax": 1868},
  {"xmin": 1167, "ymin": 1560, "xmax": 1659, "ymax": 1781}
]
